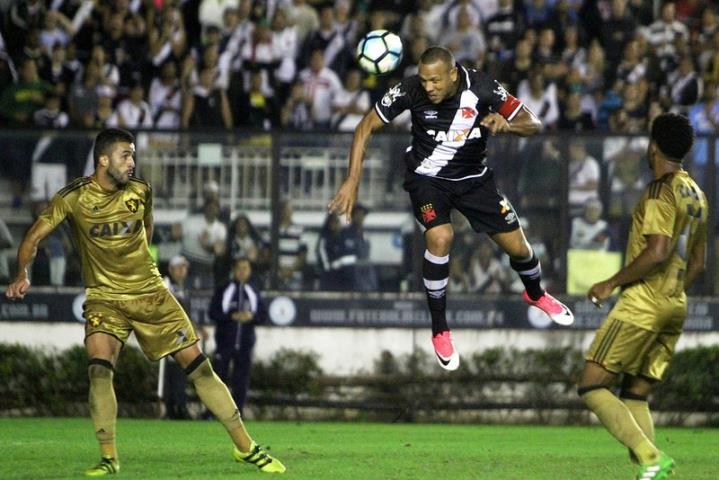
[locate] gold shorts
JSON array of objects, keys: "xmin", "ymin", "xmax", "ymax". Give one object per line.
[
  {"xmin": 585, "ymin": 316, "xmax": 680, "ymax": 381},
  {"xmin": 83, "ymin": 289, "xmax": 198, "ymax": 361}
]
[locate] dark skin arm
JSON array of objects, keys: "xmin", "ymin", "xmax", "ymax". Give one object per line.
[
  {"xmin": 480, "ymin": 104, "xmax": 542, "ymax": 137},
  {"xmin": 588, "ymin": 234, "xmax": 671, "ymax": 306},
  {"xmin": 328, "ymin": 109, "xmax": 385, "ymax": 222},
  {"xmin": 144, "ymin": 210, "xmax": 154, "ymax": 245},
  {"xmin": 684, "ymin": 237, "xmax": 706, "ymax": 290}
]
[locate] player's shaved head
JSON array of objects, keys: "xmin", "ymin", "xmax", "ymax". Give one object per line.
[
  {"xmin": 419, "ymin": 46, "xmax": 455, "ymax": 69},
  {"xmin": 93, "ymin": 128, "xmax": 135, "ymax": 168},
  {"xmin": 650, "ymin": 113, "xmax": 694, "ymax": 162}
]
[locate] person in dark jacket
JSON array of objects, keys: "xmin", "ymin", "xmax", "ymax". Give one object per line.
[
  {"xmin": 209, "ymin": 257, "xmax": 264, "ymax": 413},
  {"xmin": 316, "ymin": 212, "xmax": 357, "ymax": 291}
]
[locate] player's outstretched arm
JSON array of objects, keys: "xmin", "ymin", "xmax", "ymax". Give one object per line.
[
  {"xmin": 481, "ymin": 105, "xmax": 541, "ymax": 137},
  {"xmin": 5, "ymin": 219, "xmax": 55, "ymax": 300},
  {"xmin": 328, "ymin": 109, "xmax": 385, "ymax": 222}
]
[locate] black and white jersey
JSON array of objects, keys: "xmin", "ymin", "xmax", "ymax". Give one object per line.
[{"xmin": 374, "ymin": 65, "xmax": 523, "ymax": 181}]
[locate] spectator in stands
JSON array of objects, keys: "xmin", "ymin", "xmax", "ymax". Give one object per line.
[
  {"xmin": 180, "ymin": 198, "xmax": 228, "ymax": 289},
  {"xmin": 568, "ymin": 140, "xmax": 601, "ymax": 216},
  {"xmin": 669, "ymin": 56, "xmax": 701, "ymax": 112},
  {"xmin": 444, "ymin": 6, "xmax": 486, "ymax": 66},
  {"xmin": 285, "ymin": 0, "xmax": 320, "ymax": 46},
  {"xmin": 181, "ymin": 65, "xmax": 233, "ymax": 129},
  {"xmin": 469, "ymin": 239, "xmax": 505, "ymax": 294},
  {"xmin": 559, "ymin": 90, "xmax": 595, "ymax": 131},
  {"xmin": 68, "ymin": 62, "xmax": 100, "ymax": 126},
  {"xmin": 88, "ymin": 45, "xmax": 120, "ymax": 95},
  {"xmin": 605, "ymin": 137, "xmax": 649, "ymax": 222},
  {"xmin": 300, "ymin": 6, "xmax": 348, "ymax": 75},
  {"xmin": 227, "ymin": 214, "xmax": 262, "ymax": 264},
  {"xmin": 239, "ymin": 20, "xmax": 276, "ymax": 97},
  {"xmin": 500, "ymin": 37, "xmax": 534, "ymax": 93},
  {"xmin": 281, "ymin": 80, "xmax": 312, "ymax": 129},
  {"xmin": 200, "ymin": 0, "xmax": 239, "ymax": 33},
  {"xmin": 33, "ymin": 93, "xmax": 69, "ymax": 128},
  {"xmin": 331, "ymin": 69, "xmax": 370, "ymax": 132},
  {"xmin": 346, "ymin": 203, "xmax": 378, "ymax": 292},
  {"xmin": 277, "ymin": 200, "xmax": 307, "ymax": 291},
  {"xmin": 39, "ymin": 45, "xmax": 75, "ymax": 100},
  {"xmin": 600, "ymin": 0, "xmax": 637, "ymax": 70},
  {"xmin": 237, "ymin": 70, "xmax": 277, "ymax": 129},
  {"xmin": 622, "ymin": 82, "xmax": 649, "ymax": 132},
  {"xmin": 149, "ymin": 61, "xmax": 182, "ymax": 129},
  {"xmin": 0, "ymin": 57, "xmax": 49, "ymax": 126},
  {"xmin": 89, "ymin": 87, "xmax": 115, "ymax": 129},
  {"xmin": 107, "ymin": 81, "xmax": 154, "ymax": 130},
  {"xmin": 209, "ymin": 257, "xmax": 264, "ymax": 414},
  {"xmin": 271, "ymin": 7, "xmax": 299, "ymax": 104},
  {"xmin": 316, "ymin": 212, "xmax": 356, "ymax": 291},
  {"xmin": 448, "ymin": 255, "xmax": 471, "ymax": 293},
  {"xmin": 517, "ymin": 67, "xmax": 559, "ymax": 129},
  {"xmin": 485, "ymin": 0, "xmax": 523, "ymax": 62},
  {"xmin": 161, "ymin": 255, "xmax": 199, "ymax": 420},
  {"xmin": 643, "ymin": 1, "xmax": 689, "ymax": 75},
  {"xmin": 688, "ymin": 80, "xmax": 719, "ymax": 133},
  {"xmin": 570, "ymin": 199, "xmax": 611, "ymax": 251},
  {"xmin": 298, "ymin": 49, "xmax": 342, "ymax": 130}
]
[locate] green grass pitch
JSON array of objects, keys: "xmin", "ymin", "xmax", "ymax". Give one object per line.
[{"xmin": 0, "ymin": 418, "xmax": 717, "ymax": 479}]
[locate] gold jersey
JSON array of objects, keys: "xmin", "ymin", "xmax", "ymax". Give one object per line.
[
  {"xmin": 39, "ymin": 176, "xmax": 164, "ymax": 299},
  {"xmin": 612, "ymin": 169, "xmax": 708, "ymax": 330}
]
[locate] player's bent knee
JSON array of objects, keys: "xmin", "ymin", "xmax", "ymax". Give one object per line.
[
  {"xmin": 183, "ymin": 353, "xmax": 210, "ymax": 377},
  {"xmin": 88, "ymin": 358, "xmax": 114, "ymax": 378},
  {"xmin": 577, "ymin": 384, "xmax": 610, "ymax": 398}
]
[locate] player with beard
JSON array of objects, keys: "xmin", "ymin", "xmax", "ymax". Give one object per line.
[
  {"xmin": 5, "ymin": 129, "xmax": 285, "ymax": 476},
  {"xmin": 329, "ymin": 47, "xmax": 574, "ymax": 371}
]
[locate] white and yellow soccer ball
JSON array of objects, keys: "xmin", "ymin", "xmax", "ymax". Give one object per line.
[{"xmin": 355, "ymin": 30, "xmax": 403, "ymax": 75}]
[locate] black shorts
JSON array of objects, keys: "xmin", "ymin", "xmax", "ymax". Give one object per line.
[{"xmin": 403, "ymin": 170, "xmax": 520, "ymax": 234}]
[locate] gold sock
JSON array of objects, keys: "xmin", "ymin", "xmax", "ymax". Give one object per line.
[
  {"xmin": 187, "ymin": 359, "xmax": 244, "ymax": 425},
  {"xmin": 622, "ymin": 398, "xmax": 655, "ymax": 442},
  {"xmin": 582, "ymin": 388, "xmax": 659, "ymax": 464},
  {"xmin": 88, "ymin": 362, "xmax": 118, "ymax": 460}
]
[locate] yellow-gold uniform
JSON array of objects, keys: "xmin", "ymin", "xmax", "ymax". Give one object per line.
[
  {"xmin": 586, "ymin": 170, "xmax": 707, "ymax": 380},
  {"xmin": 39, "ymin": 176, "xmax": 198, "ymax": 360}
]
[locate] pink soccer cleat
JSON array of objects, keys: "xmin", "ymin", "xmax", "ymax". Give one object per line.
[
  {"xmin": 432, "ymin": 331, "xmax": 460, "ymax": 371},
  {"xmin": 522, "ymin": 290, "xmax": 575, "ymax": 326}
]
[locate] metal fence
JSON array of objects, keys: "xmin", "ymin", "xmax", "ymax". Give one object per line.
[{"xmin": 0, "ymin": 129, "xmax": 716, "ymax": 295}]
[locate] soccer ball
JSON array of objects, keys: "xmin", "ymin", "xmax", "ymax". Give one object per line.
[{"xmin": 355, "ymin": 30, "xmax": 403, "ymax": 75}]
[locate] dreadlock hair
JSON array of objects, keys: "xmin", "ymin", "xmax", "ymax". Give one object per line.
[
  {"xmin": 93, "ymin": 128, "xmax": 135, "ymax": 168},
  {"xmin": 419, "ymin": 46, "xmax": 455, "ymax": 68},
  {"xmin": 650, "ymin": 113, "xmax": 694, "ymax": 162}
]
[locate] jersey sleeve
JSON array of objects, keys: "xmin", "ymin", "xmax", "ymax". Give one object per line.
[
  {"xmin": 641, "ymin": 185, "xmax": 676, "ymax": 237},
  {"xmin": 37, "ymin": 193, "xmax": 71, "ymax": 230},
  {"xmin": 374, "ymin": 81, "xmax": 412, "ymax": 124},
  {"xmin": 477, "ymin": 75, "xmax": 523, "ymax": 121}
]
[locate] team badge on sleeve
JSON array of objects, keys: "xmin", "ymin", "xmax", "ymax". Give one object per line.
[{"xmin": 381, "ymin": 84, "xmax": 405, "ymax": 107}]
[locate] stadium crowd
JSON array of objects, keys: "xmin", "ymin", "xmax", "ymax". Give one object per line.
[
  {"xmin": 1, "ymin": 0, "xmax": 719, "ymax": 295},
  {"xmin": 0, "ymin": 0, "xmax": 717, "ymax": 134}
]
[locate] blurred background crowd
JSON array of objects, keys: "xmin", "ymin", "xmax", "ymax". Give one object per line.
[
  {"xmin": 1, "ymin": 0, "xmax": 718, "ymax": 297},
  {"xmin": 0, "ymin": 0, "xmax": 717, "ymax": 133}
]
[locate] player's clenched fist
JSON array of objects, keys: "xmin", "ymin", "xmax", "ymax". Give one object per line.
[
  {"xmin": 480, "ymin": 112, "xmax": 510, "ymax": 135},
  {"xmin": 328, "ymin": 179, "xmax": 358, "ymax": 223},
  {"xmin": 5, "ymin": 277, "xmax": 30, "ymax": 300}
]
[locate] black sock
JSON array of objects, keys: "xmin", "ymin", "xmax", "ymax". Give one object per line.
[
  {"xmin": 423, "ymin": 250, "xmax": 449, "ymax": 335},
  {"xmin": 510, "ymin": 252, "xmax": 544, "ymax": 301}
]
